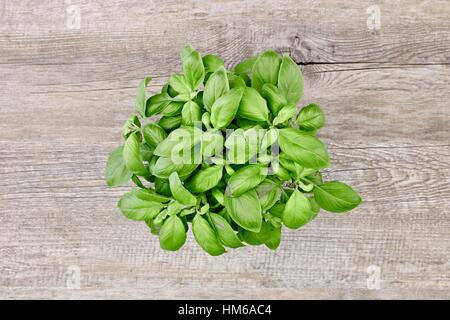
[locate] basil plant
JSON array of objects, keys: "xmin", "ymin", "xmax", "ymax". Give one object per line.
[{"xmin": 105, "ymin": 45, "xmax": 362, "ymax": 255}]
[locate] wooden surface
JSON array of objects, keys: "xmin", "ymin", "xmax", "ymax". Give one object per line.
[{"xmin": 0, "ymin": 0, "xmax": 449, "ymax": 300}]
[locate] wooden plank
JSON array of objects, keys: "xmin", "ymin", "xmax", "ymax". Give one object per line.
[{"xmin": 0, "ymin": 0, "xmax": 449, "ymax": 300}]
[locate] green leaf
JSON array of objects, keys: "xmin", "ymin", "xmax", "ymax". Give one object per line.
[
  {"xmin": 313, "ymin": 181, "xmax": 362, "ymax": 213},
  {"xmin": 296, "ymin": 103, "xmax": 325, "ymax": 131},
  {"xmin": 234, "ymin": 56, "xmax": 257, "ymax": 75},
  {"xmin": 145, "ymin": 92, "xmax": 171, "ymax": 117},
  {"xmin": 140, "ymin": 143, "xmax": 153, "ymax": 162},
  {"xmin": 192, "ymin": 214, "xmax": 226, "ymax": 256},
  {"xmin": 159, "ymin": 215, "xmax": 187, "ymax": 251},
  {"xmin": 210, "ymin": 87, "xmax": 244, "ymax": 129},
  {"xmin": 278, "ymin": 128, "xmax": 329, "ymax": 169},
  {"xmin": 153, "ymin": 127, "xmax": 200, "ymax": 158},
  {"xmin": 181, "ymin": 100, "xmax": 201, "ymax": 126},
  {"xmin": 169, "ymin": 74, "xmax": 192, "ymax": 94},
  {"xmin": 224, "ymin": 128, "xmax": 249, "ymax": 164},
  {"xmin": 105, "ymin": 146, "xmax": 132, "ymax": 187},
  {"xmin": 155, "ymin": 177, "xmax": 172, "ymax": 197},
  {"xmin": 185, "ymin": 165, "xmax": 223, "ymax": 193},
  {"xmin": 226, "ymin": 165, "xmax": 267, "ymax": 197},
  {"xmin": 117, "ymin": 189, "xmax": 165, "ymax": 220},
  {"xmin": 122, "ymin": 115, "xmax": 141, "ymax": 139},
  {"xmin": 152, "ymin": 157, "xmax": 198, "ymax": 179},
  {"xmin": 203, "ymin": 67, "xmax": 229, "ymax": 111},
  {"xmin": 228, "ymin": 73, "xmax": 247, "ymax": 89},
  {"xmin": 224, "ymin": 189, "xmax": 262, "ymax": 232},
  {"xmin": 264, "ymin": 225, "xmax": 282, "ymax": 250},
  {"xmin": 123, "ymin": 132, "xmax": 148, "ymax": 176},
  {"xmin": 256, "ymin": 179, "xmax": 281, "ymax": 211},
  {"xmin": 273, "ymin": 103, "xmax": 296, "ymax": 126},
  {"xmin": 251, "ymin": 50, "xmax": 282, "ymax": 93},
  {"xmin": 136, "ymin": 76, "xmax": 151, "ymax": 117},
  {"xmin": 282, "ymin": 189, "xmax": 314, "ymax": 229},
  {"xmin": 203, "ymin": 54, "xmax": 224, "ymax": 73},
  {"xmin": 161, "ymin": 100, "xmax": 184, "ymax": 117},
  {"xmin": 277, "ymin": 55, "xmax": 303, "ymax": 105},
  {"xmin": 210, "ymin": 213, "xmax": 243, "ymax": 248},
  {"xmin": 240, "ymin": 221, "xmax": 280, "ymax": 249},
  {"xmin": 130, "ymin": 187, "xmax": 171, "ymax": 203},
  {"xmin": 261, "ymin": 84, "xmax": 287, "ymax": 116},
  {"xmin": 158, "ymin": 116, "xmax": 182, "ymax": 131},
  {"xmin": 182, "ymin": 46, "xmax": 205, "ymax": 91},
  {"xmin": 142, "ymin": 123, "xmax": 167, "ymax": 149},
  {"xmin": 237, "ymin": 87, "xmax": 269, "ymax": 122},
  {"xmin": 260, "ymin": 128, "xmax": 279, "ymax": 150},
  {"xmin": 168, "ymin": 172, "xmax": 197, "ymax": 207},
  {"xmin": 201, "ymin": 130, "xmax": 224, "ymax": 158}
]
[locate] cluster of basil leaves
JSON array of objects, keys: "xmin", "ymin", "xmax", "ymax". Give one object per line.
[{"xmin": 105, "ymin": 45, "xmax": 362, "ymax": 255}]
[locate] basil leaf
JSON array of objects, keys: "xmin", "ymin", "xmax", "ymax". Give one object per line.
[
  {"xmin": 203, "ymin": 54, "xmax": 224, "ymax": 73},
  {"xmin": 282, "ymin": 189, "xmax": 314, "ymax": 229},
  {"xmin": 169, "ymin": 172, "xmax": 197, "ymax": 207},
  {"xmin": 256, "ymin": 179, "xmax": 281, "ymax": 211},
  {"xmin": 185, "ymin": 165, "xmax": 223, "ymax": 193},
  {"xmin": 151, "ymin": 157, "xmax": 183, "ymax": 179},
  {"xmin": 123, "ymin": 132, "xmax": 148, "ymax": 176},
  {"xmin": 153, "ymin": 127, "xmax": 199, "ymax": 158},
  {"xmin": 142, "ymin": 123, "xmax": 167, "ymax": 149},
  {"xmin": 296, "ymin": 103, "xmax": 325, "ymax": 131},
  {"xmin": 155, "ymin": 177, "xmax": 172, "ymax": 197},
  {"xmin": 182, "ymin": 46, "xmax": 205, "ymax": 91},
  {"xmin": 192, "ymin": 214, "xmax": 226, "ymax": 256},
  {"xmin": 181, "ymin": 100, "xmax": 201, "ymax": 126},
  {"xmin": 273, "ymin": 103, "xmax": 296, "ymax": 126},
  {"xmin": 203, "ymin": 67, "xmax": 229, "ymax": 111},
  {"xmin": 251, "ymin": 50, "xmax": 282, "ymax": 93},
  {"xmin": 105, "ymin": 146, "xmax": 133, "ymax": 187},
  {"xmin": 122, "ymin": 115, "xmax": 141, "ymax": 139},
  {"xmin": 260, "ymin": 128, "xmax": 279, "ymax": 150},
  {"xmin": 269, "ymin": 203, "xmax": 285, "ymax": 218},
  {"xmin": 261, "ymin": 83, "xmax": 287, "ymax": 116},
  {"xmin": 228, "ymin": 73, "xmax": 247, "ymax": 89},
  {"xmin": 226, "ymin": 165, "xmax": 267, "ymax": 197},
  {"xmin": 224, "ymin": 189, "xmax": 262, "ymax": 233},
  {"xmin": 211, "ymin": 188, "xmax": 224, "ymax": 206},
  {"xmin": 159, "ymin": 215, "xmax": 187, "ymax": 251},
  {"xmin": 152, "ymin": 157, "xmax": 198, "ymax": 179},
  {"xmin": 169, "ymin": 74, "xmax": 192, "ymax": 94},
  {"xmin": 234, "ymin": 56, "xmax": 257, "ymax": 75},
  {"xmin": 210, "ymin": 213, "xmax": 243, "ymax": 248},
  {"xmin": 277, "ymin": 55, "xmax": 303, "ymax": 105},
  {"xmin": 264, "ymin": 225, "xmax": 281, "ymax": 250},
  {"xmin": 158, "ymin": 116, "xmax": 182, "ymax": 131},
  {"xmin": 202, "ymin": 130, "xmax": 224, "ymax": 158},
  {"xmin": 140, "ymin": 143, "xmax": 153, "ymax": 162},
  {"xmin": 210, "ymin": 87, "xmax": 244, "ymax": 129},
  {"xmin": 136, "ymin": 76, "xmax": 151, "ymax": 117},
  {"xmin": 161, "ymin": 100, "xmax": 184, "ymax": 117},
  {"xmin": 313, "ymin": 181, "xmax": 362, "ymax": 213},
  {"xmin": 239, "ymin": 221, "xmax": 280, "ymax": 249},
  {"xmin": 146, "ymin": 92, "xmax": 171, "ymax": 117},
  {"xmin": 237, "ymin": 87, "xmax": 269, "ymax": 122},
  {"xmin": 225, "ymin": 128, "xmax": 249, "ymax": 164},
  {"xmin": 279, "ymin": 128, "xmax": 329, "ymax": 169},
  {"xmin": 131, "ymin": 187, "xmax": 171, "ymax": 203},
  {"xmin": 118, "ymin": 189, "xmax": 165, "ymax": 220}
]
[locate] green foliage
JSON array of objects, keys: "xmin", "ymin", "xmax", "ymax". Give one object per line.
[{"xmin": 105, "ymin": 45, "xmax": 362, "ymax": 255}]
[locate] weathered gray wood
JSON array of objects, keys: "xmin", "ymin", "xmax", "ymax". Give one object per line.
[{"xmin": 0, "ymin": 0, "xmax": 449, "ymax": 300}]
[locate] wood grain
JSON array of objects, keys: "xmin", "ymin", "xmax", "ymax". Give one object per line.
[{"xmin": 0, "ymin": 0, "xmax": 449, "ymax": 300}]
